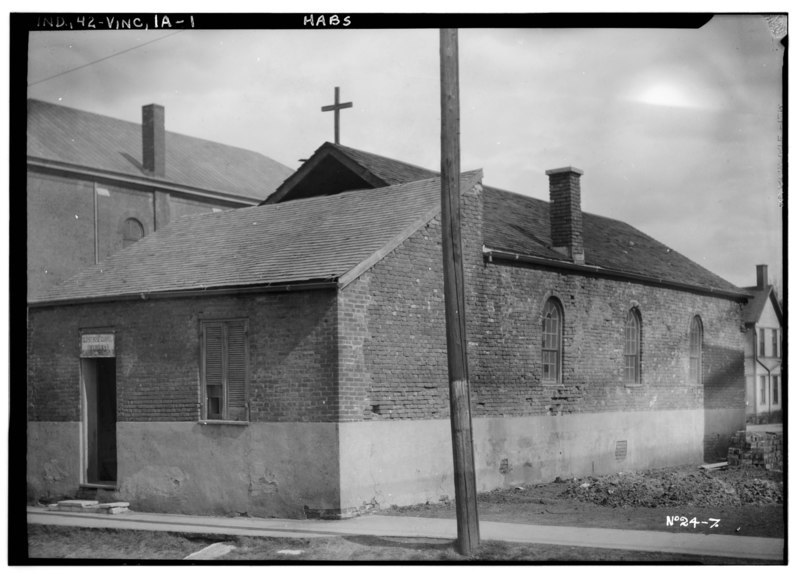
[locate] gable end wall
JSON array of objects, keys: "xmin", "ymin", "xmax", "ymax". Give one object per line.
[{"xmin": 27, "ymin": 290, "xmax": 341, "ymax": 517}]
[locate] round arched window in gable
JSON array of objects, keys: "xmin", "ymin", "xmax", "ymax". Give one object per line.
[{"xmin": 122, "ymin": 218, "xmax": 145, "ymax": 248}]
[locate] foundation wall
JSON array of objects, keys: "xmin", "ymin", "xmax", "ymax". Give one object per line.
[{"xmin": 339, "ymin": 409, "xmax": 705, "ymax": 510}]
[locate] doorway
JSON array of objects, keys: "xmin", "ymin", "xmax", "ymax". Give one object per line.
[{"xmin": 82, "ymin": 357, "xmax": 117, "ymax": 484}]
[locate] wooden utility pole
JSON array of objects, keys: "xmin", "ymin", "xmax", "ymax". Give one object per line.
[
  {"xmin": 440, "ymin": 27, "xmax": 480, "ymax": 556},
  {"xmin": 321, "ymin": 86, "xmax": 353, "ymax": 144}
]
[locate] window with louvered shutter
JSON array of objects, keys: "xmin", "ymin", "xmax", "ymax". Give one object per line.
[
  {"xmin": 202, "ymin": 320, "xmax": 248, "ymax": 421},
  {"xmin": 204, "ymin": 323, "xmax": 224, "ymax": 419},
  {"xmin": 226, "ymin": 322, "xmax": 247, "ymax": 420}
]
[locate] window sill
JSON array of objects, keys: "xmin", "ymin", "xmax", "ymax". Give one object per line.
[
  {"xmin": 624, "ymin": 383, "xmax": 645, "ymax": 388},
  {"xmin": 198, "ymin": 420, "xmax": 249, "ymax": 426},
  {"xmin": 80, "ymin": 482, "xmax": 117, "ymax": 490}
]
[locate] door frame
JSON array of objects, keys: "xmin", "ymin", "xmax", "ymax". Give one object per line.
[{"xmin": 79, "ymin": 329, "xmax": 117, "ymax": 487}]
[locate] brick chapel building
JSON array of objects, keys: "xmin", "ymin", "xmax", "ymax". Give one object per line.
[{"xmin": 26, "ymin": 143, "xmax": 751, "ymax": 518}]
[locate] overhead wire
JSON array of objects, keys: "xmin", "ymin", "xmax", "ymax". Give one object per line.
[{"xmin": 28, "ymin": 30, "xmax": 185, "ymax": 87}]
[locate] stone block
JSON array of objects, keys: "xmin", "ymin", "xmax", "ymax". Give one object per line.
[
  {"xmin": 57, "ymin": 500, "xmax": 98, "ymax": 508},
  {"xmin": 96, "ymin": 502, "xmax": 130, "ymax": 509}
]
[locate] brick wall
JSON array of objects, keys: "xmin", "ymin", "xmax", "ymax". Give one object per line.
[
  {"xmin": 473, "ymin": 267, "xmax": 744, "ymax": 417},
  {"xmin": 27, "ymin": 290, "xmax": 338, "ymax": 423},
  {"xmin": 27, "ymin": 172, "xmax": 96, "ymax": 300},
  {"xmin": 340, "ymin": 218, "xmax": 449, "ymax": 421},
  {"xmin": 338, "ymin": 183, "xmax": 745, "ymax": 422},
  {"xmin": 27, "ymin": 168, "xmax": 248, "ymax": 300},
  {"xmin": 338, "ymin": 182, "xmax": 484, "ymax": 421},
  {"xmin": 96, "ymin": 182, "xmax": 155, "ymax": 262}
]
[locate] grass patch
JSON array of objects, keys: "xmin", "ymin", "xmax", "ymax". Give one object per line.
[
  {"xmin": 27, "ymin": 525, "xmax": 778, "ymax": 563},
  {"xmin": 27, "ymin": 525, "xmax": 230, "ymax": 560},
  {"xmin": 222, "ymin": 534, "xmax": 774, "ymax": 563}
]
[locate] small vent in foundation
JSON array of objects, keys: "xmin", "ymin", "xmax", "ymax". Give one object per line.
[{"xmin": 615, "ymin": 440, "xmax": 628, "ymax": 461}]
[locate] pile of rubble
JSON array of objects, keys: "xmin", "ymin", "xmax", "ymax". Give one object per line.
[{"xmin": 561, "ymin": 466, "xmax": 783, "ymax": 508}]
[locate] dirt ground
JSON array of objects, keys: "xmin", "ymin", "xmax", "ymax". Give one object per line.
[
  {"xmin": 384, "ymin": 463, "xmax": 785, "ymax": 538},
  {"xmin": 24, "ymin": 463, "xmax": 784, "ymax": 562}
]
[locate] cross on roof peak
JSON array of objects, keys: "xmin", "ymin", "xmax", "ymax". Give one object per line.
[{"xmin": 321, "ymin": 86, "xmax": 353, "ymax": 145}]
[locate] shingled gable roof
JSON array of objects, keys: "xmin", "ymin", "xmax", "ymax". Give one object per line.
[
  {"xmin": 482, "ymin": 188, "xmax": 748, "ymax": 297},
  {"xmin": 741, "ymin": 284, "xmax": 783, "ymax": 325},
  {"xmin": 275, "ymin": 143, "xmax": 748, "ymax": 299},
  {"xmin": 27, "ymin": 99, "xmax": 293, "ymax": 202},
  {"xmin": 262, "ymin": 142, "xmax": 439, "ymax": 204},
  {"xmin": 32, "ymin": 171, "xmax": 483, "ymax": 305}
]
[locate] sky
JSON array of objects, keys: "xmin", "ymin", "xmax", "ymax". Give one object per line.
[{"xmin": 24, "ymin": 14, "xmax": 785, "ymax": 289}]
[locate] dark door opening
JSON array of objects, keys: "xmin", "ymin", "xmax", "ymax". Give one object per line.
[{"xmin": 82, "ymin": 357, "xmax": 117, "ymax": 483}]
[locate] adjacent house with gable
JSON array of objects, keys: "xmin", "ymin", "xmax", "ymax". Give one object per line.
[
  {"xmin": 27, "ymin": 143, "xmax": 750, "ymax": 518},
  {"xmin": 741, "ymin": 265, "xmax": 784, "ymax": 423}
]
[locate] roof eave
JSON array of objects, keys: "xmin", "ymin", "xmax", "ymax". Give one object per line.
[
  {"xmin": 338, "ymin": 172, "xmax": 484, "ymax": 289},
  {"xmin": 483, "ymin": 247, "xmax": 750, "ymax": 302},
  {"xmin": 28, "ymin": 279, "xmax": 339, "ymax": 308},
  {"xmin": 28, "ymin": 157, "xmax": 262, "ymax": 206},
  {"xmin": 769, "ymin": 287, "xmax": 785, "ymax": 320}
]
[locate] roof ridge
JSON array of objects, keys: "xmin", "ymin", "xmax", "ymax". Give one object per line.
[
  {"xmin": 27, "ymin": 98, "xmax": 289, "ymax": 165},
  {"xmin": 484, "ymin": 184, "xmax": 652, "ymax": 225},
  {"xmin": 272, "ymin": 169, "xmax": 482, "ymax": 208},
  {"xmin": 328, "ymin": 142, "xmax": 440, "ymax": 176},
  {"xmin": 484, "ymin": 185, "xmax": 548, "ymax": 206}
]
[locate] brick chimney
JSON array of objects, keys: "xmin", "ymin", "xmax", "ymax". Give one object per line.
[
  {"xmin": 142, "ymin": 104, "xmax": 165, "ymax": 177},
  {"xmin": 546, "ymin": 166, "xmax": 585, "ymax": 264},
  {"xmin": 756, "ymin": 264, "xmax": 769, "ymax": 290}
]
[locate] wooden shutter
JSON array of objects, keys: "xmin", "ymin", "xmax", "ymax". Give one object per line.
[
  {"xmin": 226, "ymin": 321, "xmax": 247, "ymax": 421},
  {"xmin": 204, "ymin": 323, "xmax": 224, "ymax": 419}
]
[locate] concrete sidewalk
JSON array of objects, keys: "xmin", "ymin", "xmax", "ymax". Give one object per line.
[{"xmin": 27, "ymin": 506, "xmax": 784, "ymax": 561}]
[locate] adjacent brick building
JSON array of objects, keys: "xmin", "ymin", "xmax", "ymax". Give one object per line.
[
  {"xmin": 27, "ymin": 99, "xmax": 293, "ymax": 300},
  {"xmin": 27, "ymin": 143, "xmax": 751, "ymax": 518}
]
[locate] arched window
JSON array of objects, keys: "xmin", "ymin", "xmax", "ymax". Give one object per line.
[
  {"xmin": 624, "ymin": 308, "xmax": 642, "ymax": 384},
  {"xmin": 542, "ymin": 298, "xmax": 563, "ymax": 383},
  {"xmin": 689, "ymin": 316, "xmax": 703, "ymax": 384},
  {"xmin": 122, "ymin": 218, "xmax": 145, "ymax": 248}
]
